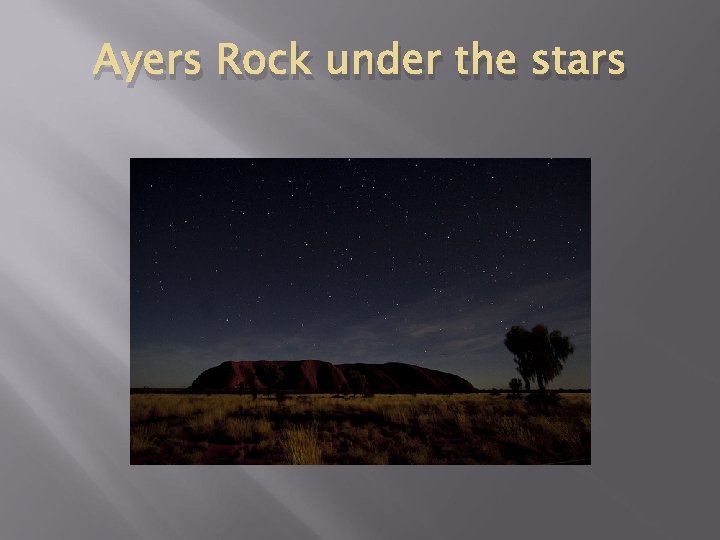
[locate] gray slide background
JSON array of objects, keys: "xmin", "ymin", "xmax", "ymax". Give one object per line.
[{"xmin": 1, "ymin": 1, "xmax": 718, "ymax": 538}]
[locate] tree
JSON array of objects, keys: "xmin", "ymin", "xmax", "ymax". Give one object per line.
[
  {"xmin": 504, "ymin": 325, "xmax": 574, "ymax": 394},
  {"xmin": 509, "ymin": 377, "xmax": 523, "ymax": 396},
  {"xmin": 504, "ymin": 326, "xmax": 534, "ymax": 390}
]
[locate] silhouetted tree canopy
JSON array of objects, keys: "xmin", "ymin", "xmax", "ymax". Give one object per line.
[
  {"xmin": 504, "ymin": 325, "xmax": 574, "ymax": 393},
  {"xmin": 509, "ymin": 378, "xmax": 523, "ymax": 395}
]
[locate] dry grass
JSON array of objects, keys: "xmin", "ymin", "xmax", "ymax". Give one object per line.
[
  {"xmin": 281, "ymin": 424, "xmax": 323, "ymax": 464},
  {"xmin": 130, "ymin": 422, "xmax": 170, "ymax": 453},
  {"xmin": 223, "ymin": 417, "xmax": 273, "ymax": 442},
  {"xmin": 130, "ymin": 425, "xmax": 155, "ymax": 453},
  {"xmin": 130, "ymin": 393, "xmax": 590, "ymax": 464}
]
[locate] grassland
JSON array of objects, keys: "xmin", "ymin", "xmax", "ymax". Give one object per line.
[{"xmin": 130, "ymin": 393, "xmax": 590, "ymax": 465}]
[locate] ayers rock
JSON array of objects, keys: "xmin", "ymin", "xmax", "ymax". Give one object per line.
[{"xmin": 189, "ymin": 359, "xmax": 477, "ymax": 394}]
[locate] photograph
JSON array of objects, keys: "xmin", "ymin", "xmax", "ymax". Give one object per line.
[{"xmin": 130, "ymin": 158, "xmax": 591, "ymax": 464}]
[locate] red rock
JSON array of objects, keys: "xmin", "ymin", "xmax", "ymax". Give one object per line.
[{"xmin": 189, "ymin": 359, "xmax": 476, "ymax": 394}]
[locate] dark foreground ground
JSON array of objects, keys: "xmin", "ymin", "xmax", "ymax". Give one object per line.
[{"xmin": 131, "ymin": 393, "xmax": 590, "ymax": 465}]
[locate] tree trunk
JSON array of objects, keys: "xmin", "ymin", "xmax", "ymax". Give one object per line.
[
  {"xmin": 536, "ymin": 373, "xmax": 546, "ymax": 394},
  {"xmin": 536, "ymin": 372, "xmax": 549, "ymax": 413}
]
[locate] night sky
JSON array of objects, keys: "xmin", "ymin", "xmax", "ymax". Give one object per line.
[{"xmin": 131, "ymin": 159, "xmax": 590, "ymax": 389}]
